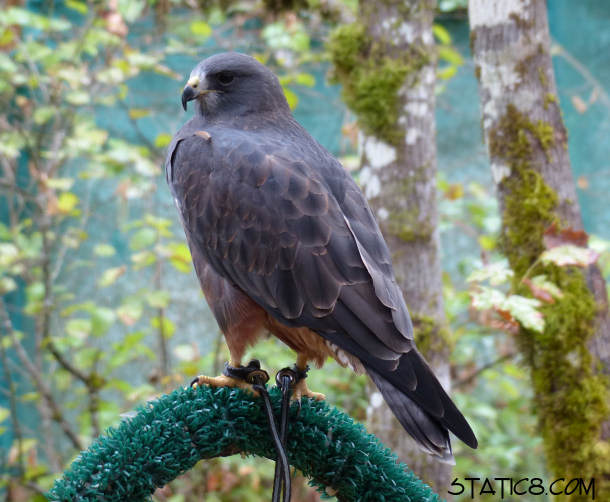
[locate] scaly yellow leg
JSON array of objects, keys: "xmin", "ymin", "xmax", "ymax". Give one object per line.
[
  {"xmin": 191, "ymin": 358, "xmax": 259, "ymax": 396},
  {"xmin": 292, "ymin": 354, "xmax": 325, "ymax": 402}
]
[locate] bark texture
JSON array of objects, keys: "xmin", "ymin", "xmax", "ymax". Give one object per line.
[
  {"xmin": 469, "ymin": 0, "xmax": 610, "ymax": 498},
  {"xmin": 329, "ymin": 0, "xmax": 452, "ymax": 492}
]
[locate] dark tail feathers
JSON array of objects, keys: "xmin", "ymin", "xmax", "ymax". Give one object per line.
[{"xmin": 366, "ymin": 350, "xmax": 477, "ymax": 462}]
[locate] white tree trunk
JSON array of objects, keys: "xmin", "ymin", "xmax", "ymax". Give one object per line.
[
  {"xmin": 357, "ymin": 0, "xmax": 452, "ymax": 492},
  {"xmin": 469, "ymin": 1, "xmax": 610, "ymax": 498}
]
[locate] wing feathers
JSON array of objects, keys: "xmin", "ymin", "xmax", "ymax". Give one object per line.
[{"xmin": 167, "ymin": 119, "xmax": 476, "ymax": 456}]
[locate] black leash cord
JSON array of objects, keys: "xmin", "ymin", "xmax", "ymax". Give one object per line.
[
  {"xmin": 252, "ymin": 381, "xmax": 291, "ymax": 502},
  {"xmin": 272, "ymin": 370, "xmax": 295, "ymax": 502}
]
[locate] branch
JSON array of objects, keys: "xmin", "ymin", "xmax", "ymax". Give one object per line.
[
  {"xmin": 0, "ymin": 299, "xmax": 83, "ymax": 451},
  {"xmin": 553, "ymin": 42, "xmax": 610, "ymax": 109},
  {"xmin": 454, "ymin": 351, "xmax": 516, "ymax": 389},
  {"xmin": 0, "ymin": 325, "xmax": 25, "ymax": 477}
]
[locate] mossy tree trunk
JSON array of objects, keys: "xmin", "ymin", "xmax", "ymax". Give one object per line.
[
  {"xmin": 329, "ymin": 0, "xmax": 452, "ymax": 492},
  {"xmin": 469, "ymin": 0, "xmax": 610, "ymax": 498}
]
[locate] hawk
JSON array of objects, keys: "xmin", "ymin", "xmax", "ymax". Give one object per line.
[{"xmin": 166, "ymin": 52, "xmax": 477, "ymax": 461}]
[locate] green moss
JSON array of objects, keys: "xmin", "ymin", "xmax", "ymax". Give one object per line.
[
  {"xmin": 515, "ymin": 267, "xmax": 610, "ymax": 500},
  {"xmin": 515, "ymin": 53, "xmax": 536, "ymax": 81},
  {"xmin": 544, "ymin": 92, "xmax": 557, "ymax": 110},
  {"xmin": 387, "ymin": 210, "xmax": 433, "ymax": 243},
  {"xmin": 509, "ymin": 12, "xmax": 533, "ymax": 31},
  {"xmin": 327, "ymin": 22, "xmax": 428, "ymax": 146},
  {"xmin": 538, "ymin": 67, "xmax": 548, "ymax": 88},
  {"xmin": 491, "ymin": 104, "xmax": 610, "ymax": 500},
  {"xmin": 383, "ymin": 167, "xmax": 434, "ymax": 242},
  {"xmin": 469, "ymin": 30, "xmax": 476, "ymax": 53},
  {"xmin": 412, "ymin": 314, "xmax": 452, "ymax": 360},
  {"xmin": 489, "ymin": 104, "xmax": 555, "ymax": 172}
]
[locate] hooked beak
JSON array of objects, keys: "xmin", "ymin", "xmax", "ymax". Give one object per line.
[
  {"xmin": 182, "ymin": 75, "xmax": 202, "ymax": 111},
  {"xmin": 182, "ymin": 85, "xmax": 197, "ymax": 111}
]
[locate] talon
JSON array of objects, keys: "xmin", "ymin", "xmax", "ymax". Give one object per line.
[
  {"xmin": 190, "ymin": 373, "xmax": 259, "ymax": 396},
  {"xmin": 292, "ymin": 378, "xmax": 325, "ymax": 402}
]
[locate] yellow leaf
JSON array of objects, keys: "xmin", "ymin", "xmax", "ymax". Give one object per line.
[
  {"xmin": 128, "ymin": 108, "xmax": 150, "ymax": 119},
  {"xmin": 57, "ymin": 192, "xmax": 79, "ymax": 213},
  {"xmin": 283, "ymin": 87, "xmax": 298, "ymax": 110},
  {"xmin": 154, "ymin": 133, "xmax": 172, "ymax": 148},
  {"xmin": 98, "ymin": 265, "xmax": 126, "ymax": 287},
  {"xmin": 190, "ymin": 21, "xmax": 211, "ymax": 38}
]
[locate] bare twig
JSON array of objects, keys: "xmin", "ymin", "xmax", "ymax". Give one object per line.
[
  {"xmin": 552, "ymin": 42, "xmax": 610, "ymax": 109},
  {"xmin": 0, "ymin": 299, "xmax": 83, "ymax": 451},
  {"xmin": 454, "ymin": 351, "xmax": 517, "ymax": 389},
  {"xmin": 0, "ymin": 326, "xmax": 25, "ymax": 477}
]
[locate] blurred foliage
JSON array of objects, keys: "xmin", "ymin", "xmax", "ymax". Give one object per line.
[
  {"xmin": 1, "ymin": 1, "xmax": 606, "ymax": 502},
  {"xmin": 0, "ymin": 1, "xmax": 356, "ymax": 500}
]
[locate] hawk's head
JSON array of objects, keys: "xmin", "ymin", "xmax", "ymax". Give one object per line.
[{"xmin": 181, "ymin": 52, "xmax": 289, "ymax": 117}]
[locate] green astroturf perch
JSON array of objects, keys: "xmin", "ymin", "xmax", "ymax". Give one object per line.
[{"xmin": 48, "ymin": 384, "xmax": 442, "ymax": 501}]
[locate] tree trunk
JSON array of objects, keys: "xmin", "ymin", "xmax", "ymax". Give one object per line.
[
  {"xmin": 329, "ymin": 0, "xmax": 452, "ymax": 492},
  {"xmin": 469, "ymin": 0, "xmax": 610, "ymax": 498}
]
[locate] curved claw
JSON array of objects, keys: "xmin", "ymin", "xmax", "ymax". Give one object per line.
[
  {"xmin": 292, "ymin": 379, "xmax": 325, "ymax": 402},
  {"xmin": 190, "ymin": 374, "xmax": 259, "ymax": 396}
]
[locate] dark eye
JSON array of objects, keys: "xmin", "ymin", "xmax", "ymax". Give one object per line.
[{"xmin": 217, "ymin": 72, "xmax": 235, "ymax": 86}]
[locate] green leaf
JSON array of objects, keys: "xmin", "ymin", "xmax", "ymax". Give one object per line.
[
  {"xmin": 0, "ymin": 406, "xmax": 9, "ymax": 423},
  {"xmin": 2, "ymin": 8, "xmax": 68, "ymax": 31},
  {"xmin": 467, "ymin": 261, "xmax": 513, "ymax": 286},
  {"xmin": 530, "ymin": 274, "xmax": 564, "ymax": 299},
  {"xmin": 74, "ymin": 346, "xmax": 101, "ymax": 369},
  {"xmin": 96, "ymin": 67, "xmax": 126, "ymax": 85},
  {"xmin": 154, "ymin": 133, "xmax": 172, "ymax": 148},
  {"xmin": 478, "ymin": 235, "xmax": 497, "ymax": 251},
  {"xmin": 118, "ymin": 0, "xmax": 145, "ymax": 22},
  {"xmin": 470, "ymin": 285, "xmax": 506, "ymax": 311},
  {"xmin": 46, "ymin": 178, "xmax": 74, "ymax": 190},
  {"xmin": 0, "ymin": 131, "xmax": 25, "ymax": 158},
  {"xmin": 0, "ymin": 243, "xmax": 19, "ymax": 266},
  {"xmin": 283, "ymin": 87, "xmax": 298, "ymax": 110},
  {"xmin": 143, "ymin": 214, "xmax": 172, "ymax": 234},
  {"xmin": 295, "ymin": 73, "xmax": 315, "ymax": 87},
  {"xmin": 190, "ymin": 21, "xmax": 212, "ymax": 38},
  {"xmin": 57, "ymin": 192, "xmax": 79, "ymax": 213},
  {"xmin": 128, "ymin": 108, "xmax": 150, "ymax": 119},
  {"xmin": 129, "ymin": 228, "xmax": 156, "ymax": 250},
  {"xmin": 90, "ymin": 307, "xmax": 116, "ymax": 336},
  {"xmin": 118, "ymin": 331, "xmax": 145, "ymax": 351},
  {"xmin": 98, "ymin": 266, "xmax": 126, "ymax": 287},
  {"xmin": 438, "ymin": 46, "xmax": 463, "ymax": 66},
  {"xmin": 26, "ymin": 281, "xmax": 44, "ymax": 303},
  {"xmin": 146, "ymin": 290, "xmax": 170, "ymax": 309},
  {"xmin": 540, "ymin": 244, "xmax": 599, "ymax": 267},
  {"xmin": 65, "ymin": 318, "xmax": 92, "ymax": 341},
  {"xmin": 151, "ymin": 316, "xmax": 175, "ymax": 338},
  {"xmin": 117, "ymin": 299, "xmax": 143, "ymax": 325},
  {"xmin": 437, "ymin": 65, "xmax": 457, "ymax": 80},
  {"xmin": 65, "ymin": 91, "xmax": 90, "ymax": 106},
  {"xmin": 433, "ymin": 24, "xmax": 451, "ymax": 45},
  {"xmin": 131, "ymin": 250, "xmax": 156, "ymax": 269},
  {"xmin": 93, "ymin": 244, "xmax": 116, "ymax": 257},
  {"xmin": 33, "ymin": 106, "xmax": 55, "ymax": 125},
  {"xmin": 0, "ymin": 276, "xmax": 17, "ymax": 294},
  {"xmin": 0, "ymin": 53, "xmax": 17, "ymax": 74},
  {"xmin": 65, "ymin": 0, "xmax": 88, "ymax": 14},
  {"xmin": 166, "ymin": 243, "xmax": 191, "ymax": 273},
  {"xmin": 503, "ymin": 295, "xmax": 544, "ymax": 332}
]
